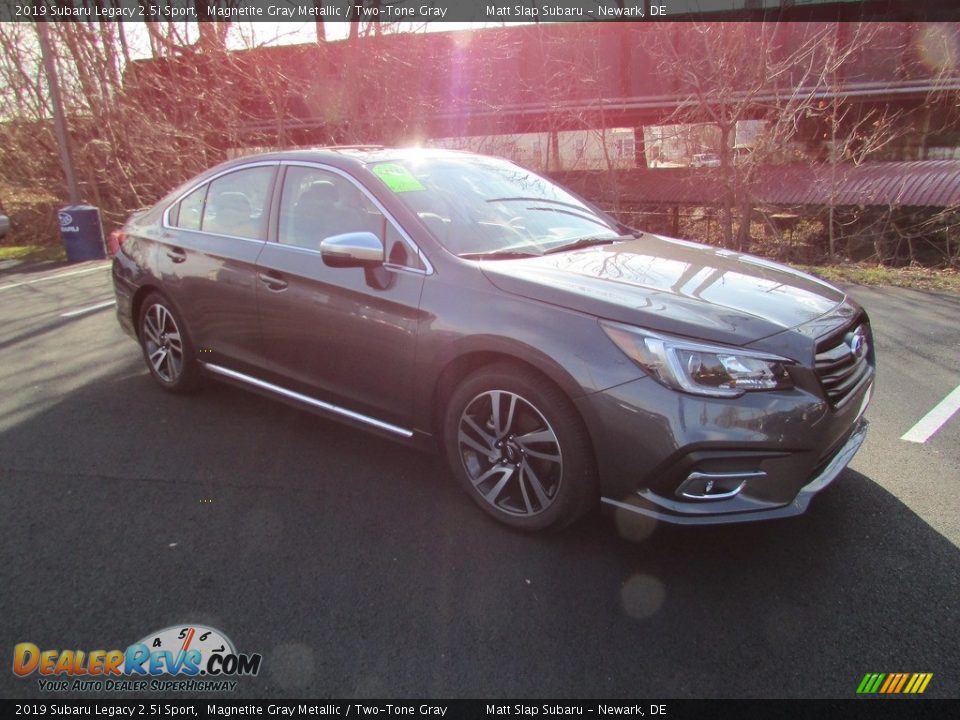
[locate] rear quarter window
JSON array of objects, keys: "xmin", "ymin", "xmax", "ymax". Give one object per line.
[{"xmin": 171, "ymin": 184, "xmax": 207, "ymax": 231}]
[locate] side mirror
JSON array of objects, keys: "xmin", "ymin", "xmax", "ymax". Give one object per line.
[{"xmin": 320, "ymin": 231, "xmax": 384, "ymax": 268}]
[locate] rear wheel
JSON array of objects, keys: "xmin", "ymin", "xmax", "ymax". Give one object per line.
[
  {"xmin": 138, "ymin": 292, "xmax": 200, "ymax": 393},
  {"xmin": 444, "ymin": 363, "xmax": 595, "ymax": 531}
]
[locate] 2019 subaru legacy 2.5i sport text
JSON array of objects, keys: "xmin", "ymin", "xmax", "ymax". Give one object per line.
[{"xmin": 112, "ymin": 148, "xmax": 874, "ymax": 531}]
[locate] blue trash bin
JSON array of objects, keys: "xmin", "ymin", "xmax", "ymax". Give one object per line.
[{"xmin": 59, "ymin": 205, "xmax": 106, "ymax": 262}]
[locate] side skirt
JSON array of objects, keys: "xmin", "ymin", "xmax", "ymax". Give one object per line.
[{"xmin": 200, "ymin": 362, "xmax": 426, "ymax": 444}]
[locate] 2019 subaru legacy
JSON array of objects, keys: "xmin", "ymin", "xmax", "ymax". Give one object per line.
[{"xmin": 112, "ymin": 148, "xmax": 873, "ymax": 531}]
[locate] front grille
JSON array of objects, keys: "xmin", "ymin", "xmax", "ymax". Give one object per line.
[{"xmin": 815, "ymin": 323, "xmax": 872, "ymax": 408}]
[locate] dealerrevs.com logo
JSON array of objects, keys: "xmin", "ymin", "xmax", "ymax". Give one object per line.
[{"xmin": 13, "ymin": 625, "xmax": 261, "ymax": 693}]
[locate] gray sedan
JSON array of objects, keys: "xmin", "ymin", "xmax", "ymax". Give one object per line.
[{"xmin": 112, "ymin": 148, "xmax": 874, "ymax": 531}]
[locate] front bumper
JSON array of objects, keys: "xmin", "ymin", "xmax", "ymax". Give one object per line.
[
  {"xmin": 577, "ymin": 365, "xmax": 873, "ymax": 525},
  {"xmin": 600, "ymin": 418, "xmax": 868, "ymax": 525}
]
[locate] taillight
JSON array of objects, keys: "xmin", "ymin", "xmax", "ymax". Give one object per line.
[{"xmin": 108, "ymin": 229, "xmax": 126, "ymax": 256}]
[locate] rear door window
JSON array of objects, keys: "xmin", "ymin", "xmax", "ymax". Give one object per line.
[{"xmin": 200, "ymin": 166, "xmax": 274, "ymax": 240}]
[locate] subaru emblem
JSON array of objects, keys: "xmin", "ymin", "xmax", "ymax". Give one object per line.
[{"xmin": 849, "ymin": 327, "xmax": 867, "ymax": 358}]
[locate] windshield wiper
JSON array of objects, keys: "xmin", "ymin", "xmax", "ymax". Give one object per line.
[
  {"xmin": 486, "ymin": 196, "xmax": 588, "ymax": 212},
  {"xmin": 459, "ymin": 249, "xmax": 542, "ymax": 260},
  {"xmin": 487, "ymin": 196, "xmax": 625, "ymax": 232},
  {"xmin": 523, "ymin": 206, "xmax": 615, "ymax": 230},
  {"xmin": 541, "ymin": 235, "xmax": 635, "ymax": 255}
]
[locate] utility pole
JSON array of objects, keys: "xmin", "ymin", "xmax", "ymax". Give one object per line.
[{"xmin": 36, "ymin": 21, "xmax": 81, "ymax": 205}]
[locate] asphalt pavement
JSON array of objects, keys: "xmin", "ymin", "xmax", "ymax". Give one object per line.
[{"xmin": 0, "ymin": 261, "xmax": 957, "ymax": 700}]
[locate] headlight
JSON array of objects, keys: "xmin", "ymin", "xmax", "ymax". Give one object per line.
[{"xmin": 601, "ymin": 321, "xmax": 794, "ymax": 397}]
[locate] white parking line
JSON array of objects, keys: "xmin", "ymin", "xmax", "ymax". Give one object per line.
[
  {"xmin": 60, "ymin": 299, "xmax": 117, "ymax": 318},
  {"xmin": 901, "ymin": 384, "xmax": 960, "ymax": 443},
  {"xmin": 0, "ymin": 262, "xmax": 111, "ymax": 292}
]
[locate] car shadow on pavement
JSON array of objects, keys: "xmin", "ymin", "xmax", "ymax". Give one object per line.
[{"xmin": 1, "ymin": 371, "xmax": 957, "ymax": 699}]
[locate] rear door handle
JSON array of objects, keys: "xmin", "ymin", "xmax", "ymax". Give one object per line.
[
  {"xmin": 258, "ymin": 271, "xmax": 288, "ymax": 291},
  {"xmin": 166, "ymin": 247, "xmax": 187, "ymax": 264}
]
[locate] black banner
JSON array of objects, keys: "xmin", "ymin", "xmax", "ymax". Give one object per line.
[
  {"xmin": 2, "ymin": 0, "xmax": 960, "ymax": 23},
  {"xmin": 2, "ymin": 700, "xmax": 959, "ymax": 719}
]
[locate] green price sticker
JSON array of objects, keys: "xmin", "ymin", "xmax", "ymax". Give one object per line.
[{"xmin": 372, "ymin": 163, "xmax": 425, "ymax": 193}]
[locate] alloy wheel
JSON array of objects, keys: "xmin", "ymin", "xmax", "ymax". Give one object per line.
[
  {"xmin": 141, "ymin": 303, "xmax": 184, "ymax": 383},
  {"xmin": 457, "ymin": 389, "xmax": 564, "ymax": 517}
]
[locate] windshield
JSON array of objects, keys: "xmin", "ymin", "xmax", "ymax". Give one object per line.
[{"xmin": 368, "ymin": 155, "xmax": 622, "ymax": 257}]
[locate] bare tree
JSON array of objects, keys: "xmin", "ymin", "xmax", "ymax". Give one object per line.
[
  {"xmin": 651, "ymin": 22, "xmax": 892, "ymax": 253},
  {"xmin": 2, "ymin": 18, "xmax": 955, "ymax": 269}
]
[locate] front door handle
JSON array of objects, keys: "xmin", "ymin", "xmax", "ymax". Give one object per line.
[
  {"xmin": 166, "ymin": 247, "xmax": 187, "ymax": 264},
  {"xmin": 258, "ymin": 271, "xmax": 288, "ymax": 292}
]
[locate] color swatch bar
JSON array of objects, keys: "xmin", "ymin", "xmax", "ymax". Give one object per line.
[{"xmin": 857, "ymin": 673, "xmax": 933, "ymax": 694}]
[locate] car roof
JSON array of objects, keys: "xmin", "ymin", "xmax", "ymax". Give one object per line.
[
  {"xmin": 227, "ymin": 146, "xmax": 487, "ymax": 172},
  {"xmin": 142, "ymin": 146, "xmax": 504, "ymax": 222}
]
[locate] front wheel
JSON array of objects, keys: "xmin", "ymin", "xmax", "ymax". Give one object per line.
[
  {"xmin": 138, "ymin": 292, "xmax": 201, "ymax": 393},
  {"xmin": 443, "ymin": 363, "xmax": 596, "ymax": 531}
]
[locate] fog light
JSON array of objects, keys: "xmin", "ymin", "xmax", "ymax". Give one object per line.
[{"xmin": 677, "ymin": 470, "xmax": 766, "ymax": 501}]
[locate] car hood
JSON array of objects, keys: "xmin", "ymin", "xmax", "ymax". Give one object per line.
[{"xmin": 479, "ymin": 234, "xmax": 846, "ymax": 346}]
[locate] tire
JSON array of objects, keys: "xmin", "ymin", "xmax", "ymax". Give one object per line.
[
  {"xmin": 443, "ymin": 363, "xmax": 596, "ymax": 531},
  {"xmin": 137, "ymin": 292, "xmax": 201, "ymax": 394}
]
